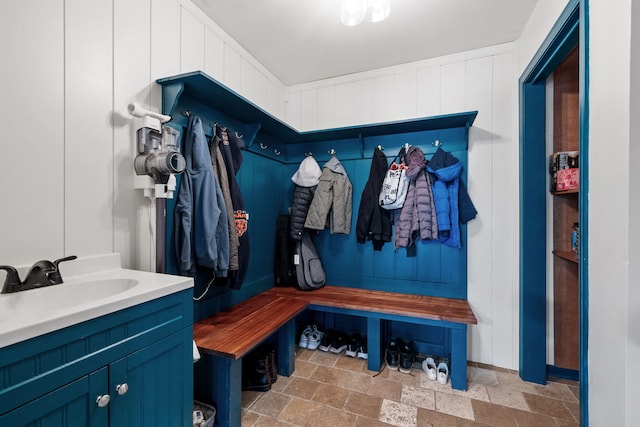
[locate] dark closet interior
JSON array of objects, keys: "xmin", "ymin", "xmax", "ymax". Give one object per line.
[{"xmin": 551, "ymin": 48, "xmax": 580, "ymax": 372}]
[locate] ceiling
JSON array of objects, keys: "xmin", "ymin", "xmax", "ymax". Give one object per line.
[{"xmin": 192, "ymin": 0, "xmax": 538, "ymax": 86}]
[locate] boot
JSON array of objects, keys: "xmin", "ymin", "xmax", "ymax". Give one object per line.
[
  {"xmin": 264, "ymin": 346, "xmax": 278, "ymax": 384},
  {"xmin": 242, "ymin": 350, "xmax": 272, "ymax": 392}
]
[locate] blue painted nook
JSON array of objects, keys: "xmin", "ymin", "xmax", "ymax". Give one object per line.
[{"xmin": 157, "ymin": 71, "xmax": 478, "ymax": 427}]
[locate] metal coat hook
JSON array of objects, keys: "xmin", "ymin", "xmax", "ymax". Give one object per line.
[
  {"xmin": 432, "ymin": 140, "xmax": 442, "ymax": 147},
  {"xmin": 328, "ymin": 148, "xmax": 336, "ymax": 155},
  {"xmin": 183, "ymin": 110, "xmax": 192, "ymax": 118},
  {"xmin": 259, "ymin": 143, "xmax": 268, "ymax": 150},
  {"xmin": 235, "ymin": 131, "xmax": 244, "ymax": 138},
  {"xmin": 377, "ymin": 145, "xmax": 385, "ymax": 151},
  {"xmin": 305, "ymin": 151, "xmax": 313, "ymax": 157},
  {"xmin": 274, "ymin": 149, "xmax": 281, "ymax": 156},
  {"xmin": 404, "ymin": 143, "xmax": 410, "ymax": 151}
]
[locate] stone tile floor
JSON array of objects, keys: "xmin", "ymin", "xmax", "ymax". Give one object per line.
[{"xmin": 241, "ymin": 348, "xmax": 580, "ymax": 426}]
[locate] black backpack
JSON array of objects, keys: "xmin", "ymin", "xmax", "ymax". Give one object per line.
[{"xmin": 274, "ymin": 215, "xmax": 297, "ymax": 286}]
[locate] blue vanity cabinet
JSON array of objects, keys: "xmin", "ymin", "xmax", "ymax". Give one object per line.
[
  {"xmin": 108, "ymin": 329, "xmax": 192, "ymax": 426},
  {"xmin": 0, "ymin": 289, "xmax": 193, "ymax": 427},
  {"xmin": 0, "ymin": 369, "xmax": 108, "ymax": 427}
]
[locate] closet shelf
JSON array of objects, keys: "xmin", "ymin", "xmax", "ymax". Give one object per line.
[
  {"xmin": 551, "ymin": 189, "xmax": 579, "ymax": 195},
  {"xmin": 156, "ymin": 71, "xmax": 477, "ymax": 145},
  {"xmin": 553, "ymin": 250, "xmax": 579, "ymax": 264}
]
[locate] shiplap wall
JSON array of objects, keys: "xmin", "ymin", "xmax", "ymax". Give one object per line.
[
  {"xmin": 286, "ymin": 44, "xmax": 519, "ymax": 369},
  {"xmin": 1, "ymin": 0, "xmax": 287, "ymax": 271}
]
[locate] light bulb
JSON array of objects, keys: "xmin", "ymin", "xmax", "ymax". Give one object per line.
[
  {"xmin": 365, "ymin": 0, "xmax": 391, "ymax": 23},
  {"xmin": 341, "ymin": 0, "xmax": 366, "ymax": 26}
]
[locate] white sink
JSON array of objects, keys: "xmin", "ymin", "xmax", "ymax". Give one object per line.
[
  {"xmin": 0, "ymin": 254, "xmax": 193, "ymax": 348},
  {"xmin": 0, "ymin": 279, "xmax": 139, "ymax": 313}
]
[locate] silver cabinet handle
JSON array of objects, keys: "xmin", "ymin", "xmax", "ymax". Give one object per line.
[
  {"xmin": 96, "ymin": 394, "xmax": 111, "ymax": 407},
  {"xmin": 116, "ymin": 383, "xmax": 129, "ymax": 396}
]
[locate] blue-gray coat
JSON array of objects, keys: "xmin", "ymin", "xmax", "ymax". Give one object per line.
[{"xmin": 175, "ymin": 115, "xmax": 229, "ymax": 277}]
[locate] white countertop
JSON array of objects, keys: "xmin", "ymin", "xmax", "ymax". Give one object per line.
[{"xmin": 0, "ymin": 254, "xmax": 193, "ymax": 348}]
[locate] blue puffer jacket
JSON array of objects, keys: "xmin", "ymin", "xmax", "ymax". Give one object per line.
[
  {"xmin": 175, "ymin": 115, "xmax": 229, "ymax": 277},
  {"xmin": 427, "ymin": 148, "xmax": 477, "ymax": 248}
]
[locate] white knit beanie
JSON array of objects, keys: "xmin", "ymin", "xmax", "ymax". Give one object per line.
[{"xmin": 291, "ymin": 156, "xmax": 322, "ymax": 187}]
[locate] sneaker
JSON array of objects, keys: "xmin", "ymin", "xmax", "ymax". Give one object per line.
[
  {"xmin": 398, "ymin": 341, "xmax": 414, "ymax": 374},
  {"xmin": 357, "ymin": 342, "xmax": 368, "ymax": 360},
  {"xmin": 298, "ymin": 325, "xmax": 312, "ymax": 349},
  {"xmin": 329, "ymin": 333, "xmax": 348, "ymax": 354},
  {"xmin": 422, "ymin": 357, "xmax": 437, "ymax": 381},
  {"xmin": 345, "ymin": 334, "xmax": 362, "ymax": 358},
  {"xmin": 437, "ymin": 362, "xmax": 449, "ymax": 385},
  {"xmin": 318, "ymin": 331, "xmax": 333, "ymax": 352},
  {"xmin": 307, "ymin": 326, "xmax": 324, "ymax": 350},
  {"xmin": 385, "ymin": 338, "xmax": 400, "ymax": 370}
]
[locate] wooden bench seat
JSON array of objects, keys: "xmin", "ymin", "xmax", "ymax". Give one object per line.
[
  {"xmin": 193, "ymin": 285, "xmax": 477, "ymax": 427},
  {"xmin": 266, "ymin": 286, "xmax": 477, "ymax": 324},
  {"xmin": 193, "ymin": 292, "xmax": 308, "ymax": 359},
  {"xmin": 193, "ymin": 292, "xmax": 307, "ymax": 427}
]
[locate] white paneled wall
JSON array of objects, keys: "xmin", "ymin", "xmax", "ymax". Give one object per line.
[
  {"xmin": 65, "ymin": 0, "xmax": 114, "ymax": 258},
  {"xmin": 0, "ymin": 0, "xmax": 287, "ymax": 272},
  {"xmin": 287, "ymin": 43, "xmax": 518, "ymax": 368},
  {"xmin": 416, "ymin": 66, "xmax": 441, "ymax": 117},
  {"xmin": 180, "ymin": 7, "xmax": 205, "ymax": 72},
  {"xmin": 1, "ymin": 1, "xmax": 65, "ymax": 264}
]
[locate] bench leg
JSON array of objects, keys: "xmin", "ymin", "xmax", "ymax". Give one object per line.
[
  {"xmin": 450, "ymin": 327, "xmax": 468, "ymax": 391},
  {"xmin": 194, "ymin": 354, "xmax": 242, "ymax": 427},
  {"xmin": 366, "ymin": 317, "xmax": 382, "ymax": 372},
  {"xmin": 276, "ymin": 318, "xmax": 296, "ymax": 376}
]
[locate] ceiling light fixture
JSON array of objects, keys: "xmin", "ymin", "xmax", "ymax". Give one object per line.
[{"xmin": 341, "ymin": 0, "xmax": 391, "ymax": 26}]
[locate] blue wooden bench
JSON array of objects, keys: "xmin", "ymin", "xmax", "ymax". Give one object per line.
[{"xmin": 193, "ymin": 286, "xmax": 477, "ymax": 427}]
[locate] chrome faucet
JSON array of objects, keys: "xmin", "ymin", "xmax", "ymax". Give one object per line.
[{"xmin": 0, "ymin": 256, "xmax": 77, "ymax": 294}]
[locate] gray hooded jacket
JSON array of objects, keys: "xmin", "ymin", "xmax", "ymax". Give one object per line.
[{"xmin": 304, "ymin": 155, "xmax": 353, "ymax": 235}]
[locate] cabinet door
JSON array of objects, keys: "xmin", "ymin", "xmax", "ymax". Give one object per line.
[
  {"xmin": 0, "ymin": 367, "xmax": 109, "ymax": 427},
  {"xmin": 109, "ymin": 329, "xmax": 192, "ymax": 427}
]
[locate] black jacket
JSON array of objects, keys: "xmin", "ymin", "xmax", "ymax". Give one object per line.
[
  {"xmin": 356, "ymin": 147, "xmax": 392, "ymax": 250},
  {"xmin": 216, "ymin": 126, "xmax": 249, "ymax": 290},
  {"xmin": 290, "ymin": 185, "xmax": 316, "ymax": 240}
]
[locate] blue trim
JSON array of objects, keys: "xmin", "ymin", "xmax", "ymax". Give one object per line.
[
  {"xmin": 157, "ymin": 71, "xmax": 477, "ymax": 147},
  {"xmin": 518, "ymin": 81, "xmax": 548, "ymax": 385},
  {"xmin": 520, "ymin": 1, "xmax": 580, "ymax": 84},
  {"xmin": 547, "ymin": 364, "xmax": 580, "ymax": 382},
  {"xmin": 578, "ymin": 0, "xmax": 589, "ymax": 425},
  {"xmin": 519, "ymin": 3, "xmax": 588, "ymax": 424}
]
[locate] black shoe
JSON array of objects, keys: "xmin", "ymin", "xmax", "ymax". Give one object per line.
[
  {"xmin": 399, "ymin": 341, "xmax": 414, "ymax": 374},
  {"xmin": 345, "ymin": 334, "xmax": 362, "ymax": 358},
  {"xmin": 318, "ymin": 330, "xmax": 333, "ymax": 352},
  {"xmin": 329, "ymin": 332, "xmax": 348, "ymax": 354},
  {"xmin": 357, "ymin": 341, "xmax": 368, "ymax": 360},
  {"xmin": 385, "ymin": 338, "xmax": 400, "ymax": 370}
]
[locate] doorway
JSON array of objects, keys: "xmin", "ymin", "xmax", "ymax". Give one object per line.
[{"xmin": 519, "ymin": 0, "xmax": 588, "ymax": 424}]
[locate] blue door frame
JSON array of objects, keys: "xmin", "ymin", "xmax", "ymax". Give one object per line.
[{"xmin": 519, "ymin": 0, "xmax": 588, "ymax": 424}]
